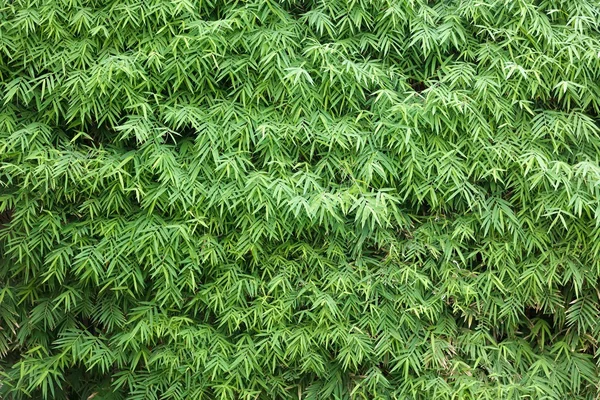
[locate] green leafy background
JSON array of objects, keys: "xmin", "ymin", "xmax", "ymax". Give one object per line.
[{"xmin": 1, "ymin": 0, "xmax": 600, "ymax": 398}]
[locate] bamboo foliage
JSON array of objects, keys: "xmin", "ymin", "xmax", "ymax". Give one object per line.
[{"xmin": 1, "ymin": 0, "xmax": 600, "ymax": 398}]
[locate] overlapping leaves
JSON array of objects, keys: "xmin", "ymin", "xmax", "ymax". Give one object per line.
[{"xmin": 1, "ymin": 0, "xmax": 600, "ymax": 398}]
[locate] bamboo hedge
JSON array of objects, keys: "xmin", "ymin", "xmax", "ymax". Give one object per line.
[{"xmin": 1, "ymin": 0, "xmax": 600, "ymax": 398}]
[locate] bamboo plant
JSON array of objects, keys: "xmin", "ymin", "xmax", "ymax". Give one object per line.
[{"xmin": 1, "ymin": 0, "xmax": 600, "ymax": 398}]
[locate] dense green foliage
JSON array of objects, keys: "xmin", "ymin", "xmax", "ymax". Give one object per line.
[{"xmin": 1, "ymin": 0, "xmax": 600, "ymax": 398}]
